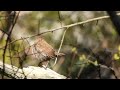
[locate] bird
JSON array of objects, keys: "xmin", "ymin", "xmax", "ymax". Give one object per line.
[{"xmin": 14, "ymin": 36, "xmax": 65, "ymax": 68}]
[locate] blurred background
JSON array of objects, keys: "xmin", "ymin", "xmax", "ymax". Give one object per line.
[{"xmin": 0, "ymin": 11, "xmax": 120, "ymax": 79}]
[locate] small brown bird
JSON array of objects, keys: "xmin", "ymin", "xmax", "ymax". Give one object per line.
[{"xmin": 16, "ymin": 37, "xmax": 65, "ymax": 68}]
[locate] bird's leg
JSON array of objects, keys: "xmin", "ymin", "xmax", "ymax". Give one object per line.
[
  {"xmin": 38, "ymin": 61, "xmax": 50, "ymax": 70},
  {"xmin": 44, "ymin": 61, "xmax": 50, "ymax": 69}
]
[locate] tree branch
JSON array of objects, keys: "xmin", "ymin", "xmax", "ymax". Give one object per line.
[
  {"xmin": 1, "ymin": 12, "xmax": 120, "ymax": 50},
  {"xmin": 0, "ymin": 61, "xmax": 66, "ymax": 79},
  {"xmin": 2, "ymin": 11, "xmax": 20, "ymax": 79}
]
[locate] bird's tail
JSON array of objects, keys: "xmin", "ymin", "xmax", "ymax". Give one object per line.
[{"xmin": 55, "ymin": 52, "xmax": 65, "ymax": 57}]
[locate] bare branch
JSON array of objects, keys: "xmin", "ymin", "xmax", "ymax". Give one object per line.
[
  {"xmin": 1, "ymin": 12, "xmax": 120, "ymax": 50},
  {"xmin": 53, "ymin": 27, "xmax": 68, "ymax": 67},
  {"xmin": 2, "ymin": 11, "xmax": 20, "ymax": 79}
]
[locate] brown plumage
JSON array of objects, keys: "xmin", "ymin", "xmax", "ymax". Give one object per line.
[{"xmin": 17, "ymin": 37, "xmax": 65, "ymax": 67}]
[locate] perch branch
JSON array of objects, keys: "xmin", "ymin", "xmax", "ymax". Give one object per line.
[{"xmin": 0, "ymin": 61, "xmax": 66, "ymax": 79}]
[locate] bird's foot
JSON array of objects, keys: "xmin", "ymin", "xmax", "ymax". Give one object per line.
[{"xmin": 42, "ymin": 65, "xmax": 48, "ymax": 70}]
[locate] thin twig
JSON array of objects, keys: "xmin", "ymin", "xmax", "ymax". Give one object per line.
[
  {"xmin": 68, "ymin": 53, "xmax": 77, "ymax": 77},
  {"xmin": 1, "ymin": 12, "xmax": 120, "ymax": 50},
  {"xmin": 19, "ymin": 37, "xmax": 27, "ymax": 78},
  {"xmin": 97, "ymin": 65, "xmax": 101, "ymax": 79},
  {"xmin": 53, "ymin": 27, "xmax": 68, "ymax": 67},
  {"xmin": 2, "ymin": 11, "xmax": 20, "ymax": 79},
  {"xmin": 8, "ymin": 38, "xmax": 15, "ymax": 74},
  {"xmin": 38, "ymin": 18, "xmax": 41, "ymax": 34},
  {"xmin": 1, "ymin": 12, "xmax": 120, "ymax": 51},
  {"xmin": 58, "ymin": 11, "xmax": 63, "ymax": 26},
  {"xmin": 108, "ymin": 66, "xmax": 118, "ymax": 79},
  {"xmin": 77, "ymin": 64, "xmax": 85, "ymax": 79},
  {"xmin": 52, "ymin": 11, "xmax": 64, "ymax": 67}
]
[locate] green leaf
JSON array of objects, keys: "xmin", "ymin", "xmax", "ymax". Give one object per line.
[
  {"xmin": 94, "ymin": 60, "xmax": 98, "ymax": 66},
  {"xmin": 114, "ymin": 54, "xmax": 120, "ymax": 60}
]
